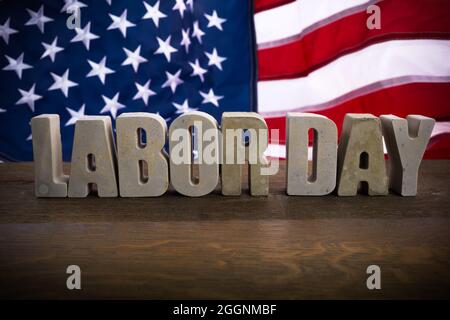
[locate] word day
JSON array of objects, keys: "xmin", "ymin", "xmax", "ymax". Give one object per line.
[{"xmin": 31, "ymin": 112, "xmax": 435, "ymax": 198}]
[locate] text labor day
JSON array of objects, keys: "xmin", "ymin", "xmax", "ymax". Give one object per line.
[{"xmin": 31, "ymin": 112, "xmax": 435, "ymax": 198}]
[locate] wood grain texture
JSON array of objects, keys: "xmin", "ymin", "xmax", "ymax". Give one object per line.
[{"xmin": 0, "ymin": 161, "xmax": 449, "ymax": 299}]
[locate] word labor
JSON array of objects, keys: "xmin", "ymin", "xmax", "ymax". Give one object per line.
[{"xmin": 31, "ymin": 112, "xmax": 434, "ymax": 198}]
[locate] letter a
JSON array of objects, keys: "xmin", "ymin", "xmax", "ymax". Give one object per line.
[
  {"xmin": 366, "ymin": 265, "xmax": 381, "ymax": 290},
  {"xmin": 68, "ymin": 116, "xmax": 118, "ymax": 197},
  {"xmin": 66, "ymin": 265, "xmax": 81, "ymax": 290},
  {"xmin": 366, "ymin": 5, "xmax": 381, "ymax": 30}
]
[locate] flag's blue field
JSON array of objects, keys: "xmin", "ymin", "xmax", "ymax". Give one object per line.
[{"xmin": 0, "ymin": 0, "xmax": 257, "ymax": 161}]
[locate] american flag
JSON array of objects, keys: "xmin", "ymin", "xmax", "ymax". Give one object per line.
[{"xmin": 0, "ymin": 0, "xmax": 449, "ymax": 162}]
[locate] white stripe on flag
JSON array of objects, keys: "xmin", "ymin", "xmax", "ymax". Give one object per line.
[
  {"xmin": 433, "ymin": 122, "xmax": 450, "ymax": 137},
  {"xmin": 254, "ymin": 0, "xmax": 372, "ymax": 46},
  {"xmin": 258, "ymin": 39, "xmax": 450, "ymax": 117}
]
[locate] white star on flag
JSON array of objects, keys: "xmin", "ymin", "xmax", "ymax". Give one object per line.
[
  {"xmin": 205, "ymin": 48, "xmax": 227, "ymax": 71},
  {"xmin": 162, "ymin": 70, "xmax": 184, "ymax": 93},
  {"xmin": 65, "ymin": 104, "xmax": 86, "ymax": 126},
  {"xmin": 189, "ymin": 59, "xmax": 207, "ymax": 82},
  {"xmin": 87, "ymin": 57, "xmax": 115, "ymax": 84},
  {"xmin": 192, "ymin": 21, "xmax": 205, "ymax": 43},
  {"xmin": 49, "ymin": 69, "xmax": 78, "ymax": 97},
  {"xmin": 0, "ymin": 18, "xmax": 18, "ymax": 44},
  {"xmin": 25, "ymin": 5, "xmax": 53, "ymax": 33},
  {"xmin": 155, "ymin": 36, "xmax": 177, "ymax": 62},
  {"xmin": 122, "ymin": 45, "xmax": 148, "ymax": 72},
  {"xmin": 16, "ymin": 84, "xmax": 42, "ymax": 112},
  {"xmin": 173, "ymin": 99, "xmax": 197, "ymax": 114},
  {"xmin": 173, "ymin": 0, "xmax": 187, "ymax": 18},
  {"xmin": 101, "ymin": 93, "xmax": 125, "ymax": 119},
  {"xmin": 108, "ymin": 9, "xmax": 136, "ymax": 37},
  {"xmin": 205, "ymin": 10, "xmax": 226, "ymax": 31},
  {"xmin": 61, "ymin": 0, "xmax": 87, "ymax": 13},
  {"xmin": 3, "ymin": 53, "xmax": 32, "ymax": 79},
  {"xmin": 143, "ymin": 0, "xmax": 167, "ymax": 27},
  {"xmin": 200, "ymin": 88, "xmax": 223, "ymax": 107},
  {"xmin": 180, "ymin": 28, "xmax": 191, "ymax": 53},
  {"xmin": 71, "ymin": 22, "xmax": 99, "ymax": 50},
  {"xmin": 134, "ymin": 80, "xmax": 156, "ymax": 106},
  {"xmin": 41, "ymin": 37, "xmax": 64, "ymax": 62}
]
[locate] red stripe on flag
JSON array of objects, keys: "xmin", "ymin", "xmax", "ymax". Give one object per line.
[
  {"xmin": 254, "ymin": 0, "xmax": 294, "ymax": 13},
  {"xmin": 266, "ymin": 82, "xmax": 450, "ymax": 149},
  {"xmin": 258, "ymin": 0, "xmax": 450, "ymax": 81},
  {"xmin": 426, "ymin": 134, "xmax": 450, "ymax": 159}
]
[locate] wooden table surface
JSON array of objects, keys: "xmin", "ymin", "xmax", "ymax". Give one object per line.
[{"xmin": 0, "ymin": 161, "xmax": 449, "ymax": 299}]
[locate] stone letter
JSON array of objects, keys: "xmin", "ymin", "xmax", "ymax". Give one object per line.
[
  {"xmin": 31, "ymin": 114, "xmax": 68, "ymax": 197},
  {"xmin": 116, "ymin": 113, "xmax": 168, "ymax": 197},
  {"xmin": 381, "ymin": 115, "xmax": 435, "ymax": 196},
  {"xmin": 68, "ymin": 116, "xmax": 118, "ymax": 197},
  {"xmin": 169, "ymin": 112, "xmax": 219, "ymax": 197},
  {"xmin": 337, "ymin": 114, "xmax": 388, "ymax": 196},
  {"xmin": 286, "ymin": 113, "xmax": 337, "ymax": 195},
  {"xmin": 221, "ymin": 112, "xmax": 269, "ymax": 196}
]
